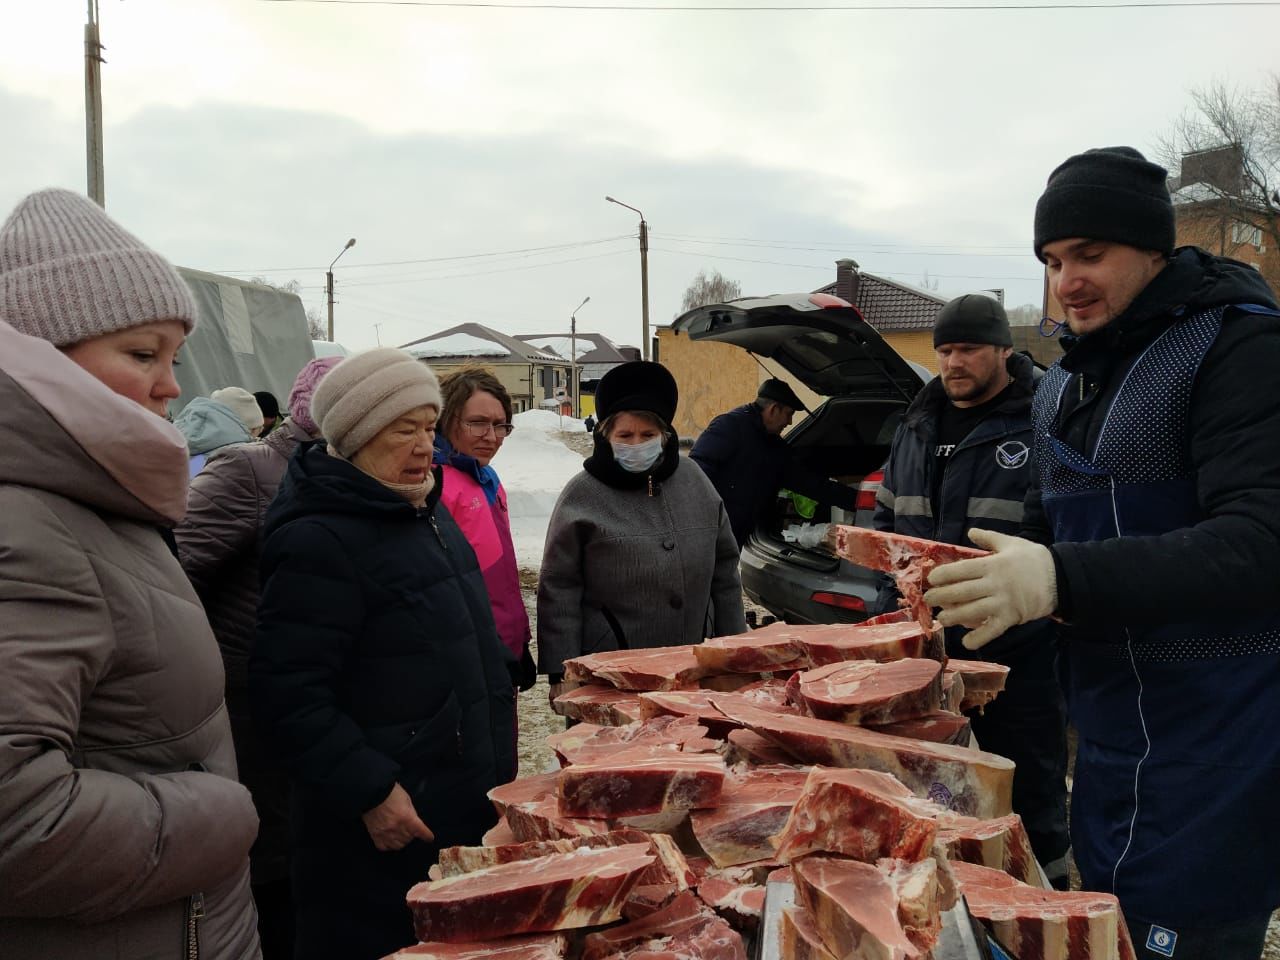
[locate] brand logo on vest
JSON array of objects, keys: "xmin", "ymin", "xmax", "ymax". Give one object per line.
[
  {"xmin": 995, "ymin": 441, "xmax": 1030, "ymax": 470},
  {"xmin": 1146, "ymin": 925, "xmax": 1177, "ymax": 957}
]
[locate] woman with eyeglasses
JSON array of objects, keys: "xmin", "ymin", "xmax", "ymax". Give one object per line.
[
  {"xmin": 537, "ymin": 361, "xmax": 745, "ymax": 704},
  {"xmin": 436, "ymin": 367, "xmax": 536, "ymax": 701}
]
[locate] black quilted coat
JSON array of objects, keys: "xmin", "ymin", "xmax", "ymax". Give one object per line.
[{"xmin": 250, "ymin": 444, "xmax": 516, "ymax": 960}]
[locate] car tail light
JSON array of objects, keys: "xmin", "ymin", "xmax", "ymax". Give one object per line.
[
  {"xmin": 855, "ymin": 470, "xmax": 884, "ymax": 512},
  {"xmin": 810, "ymin": 591, "xmax": 866, "ymax": 612}
]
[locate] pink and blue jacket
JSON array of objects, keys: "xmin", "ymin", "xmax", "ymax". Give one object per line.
[{"xmin": 436, "ymin": 439, "xmax": 531, "ymax": 660}]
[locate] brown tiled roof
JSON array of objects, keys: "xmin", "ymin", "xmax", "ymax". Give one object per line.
[{"xmin": 815, "ymin": 273, "xmax": 948, "ymax": 333}]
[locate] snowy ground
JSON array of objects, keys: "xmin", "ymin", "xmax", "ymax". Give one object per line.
[{"xmin": 490, "ymin": 409, "xmax": 591, "ymax": 569}]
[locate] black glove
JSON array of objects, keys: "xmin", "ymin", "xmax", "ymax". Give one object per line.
[{"xmin": 517, "ymin": 643, "xmax": 538, "ymax": 692}]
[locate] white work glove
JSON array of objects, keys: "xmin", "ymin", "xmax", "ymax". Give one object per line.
[{"xmin": 923, "ymin": 529, "xmax": 1058, "ymax": 651}]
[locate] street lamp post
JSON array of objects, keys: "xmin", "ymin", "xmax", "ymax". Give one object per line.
[
  {"xmin": 326, "ymin": 237, "xmax": 357, "ymax": 343},
  {"xmin": 570, "ymin": 295, "xmax": 590, "ymax": 417},
  {"xmin": 605, "ymin": 196, "xmax": 650, "ymax": 361}
]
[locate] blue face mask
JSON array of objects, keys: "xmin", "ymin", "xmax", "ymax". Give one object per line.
[{"xmin": 611, "ymin": 435, "xmax": 664, "ymax": 474}]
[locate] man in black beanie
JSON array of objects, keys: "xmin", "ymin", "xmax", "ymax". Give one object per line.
[
  {"xmin": 926, "ymin": 146, "xmax": 1280, "ymax": 957},
  {"xmin": 872, "ymin": 294, "xmax": 1069, "ymax": 886}
]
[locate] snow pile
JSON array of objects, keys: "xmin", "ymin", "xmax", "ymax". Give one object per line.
[{"xmin": 491, "ymin": 409, "xmax": 588, "ymax": 568}]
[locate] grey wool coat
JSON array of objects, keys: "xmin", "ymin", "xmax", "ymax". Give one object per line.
[{"xmin": 536, "ymin": 456, "xmax": 746, "ymax": 676}]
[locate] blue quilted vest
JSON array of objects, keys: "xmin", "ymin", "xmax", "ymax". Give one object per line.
[{"xmin": 1033, "ymin": 304, "xmax": 1280, "ymax": 924}]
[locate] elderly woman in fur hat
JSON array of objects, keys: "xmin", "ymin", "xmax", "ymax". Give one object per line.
[
  {"xmin": 250, "ymin": 348, "xmax": 516, "ymax": 960},
  {"xmin": 537, "ymin": 360, "xmax": 745, "ymax": 704}
]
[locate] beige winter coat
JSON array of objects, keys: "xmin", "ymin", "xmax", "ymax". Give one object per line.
[{"xmin": 0, "ymin": 321, "xmax": 261, "ymax": 959}]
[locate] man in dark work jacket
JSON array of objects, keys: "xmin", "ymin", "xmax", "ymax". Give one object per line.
[
  {"xmin": 873, "ymin": 294, "xmax": 1068, "ymax": 887},
  {"xmin": 926, "ymin": 146, "xmax": 1280, "ymax": 959},
  {"xmin": 690, "ymin": 378, "xmax": 857, "ymax": 549}
]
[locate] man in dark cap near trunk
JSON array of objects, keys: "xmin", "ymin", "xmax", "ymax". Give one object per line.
[
  {"xmin": 873, "ymin": 293, "xmax": 1070, "ymax": 888},
  {"xmin": 691, "ymin": 377, "xmax": 857, "ymax": 549},
  {"xmin": 926, "ymin": 146, "xmax": 1280, "ymax": 957}
]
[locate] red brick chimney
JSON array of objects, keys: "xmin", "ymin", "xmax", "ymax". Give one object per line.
[{"xmin": 835, "ymin": 258, "xmax": 860, "ymax": 306}]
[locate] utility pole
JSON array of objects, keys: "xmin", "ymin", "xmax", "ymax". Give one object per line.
[
  {"xmin": 373, "ymin": 322, "xmax": 383, "ymax": 346},
  {"xmin": 570, "ymin": 296, "xmax": 590, "ymax": 417},
  {"xmin": 326, "ymin": 237, "xmax": 356, "ymax": 342},
  {"xmin": 606, "ymin": 196, "xmax": 651, "ymax": 360},
  {"xmin": 639, "ymin": 218, "xmax": 650, "ymax": 361},
  {"xmin": 84, "ymin": 0, "xmax": 105, "ymax": 207}
]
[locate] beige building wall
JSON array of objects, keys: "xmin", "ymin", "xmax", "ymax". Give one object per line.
[
  {"xmin": 881, "ymin": 331, "xmax": 937, "ymax": 374},
  {"xmin": 417, "ymin": 359, "xmax": 540, "ymax": 412},
  {"xmin": 657, "ymin": 328, "xmax": 850, "ymax": 439}
]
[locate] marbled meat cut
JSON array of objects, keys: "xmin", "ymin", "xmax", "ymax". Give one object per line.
[
  {"xmin": 640, "ymin": 687, "xmax": 795, "ymax": 738},
  {"xmin": 778, "ymin": 906, "xmax": 836, "ymax": 960},
  {"xmin": 785, "ymin": 658, "xmax": 943, "ymax": 725},
  {"xmin": 860, "ymin": 610, "xmax": 912, "ymax": 626},
  {"xmin": 796, "ymin": 622, "xmax": 943, "ymax": 668},
  {"xmin": 689, "ymin": 766, "xmax": 809, "ymax": 867},
  {"xmin": 792, "ymin": 856, "xmax": 943, "ymax": 960},
  {"xmin": 481, "ymin": 818, "xmax": 519, "ymax": 846},
  {"xmin": 435, "ymin": 829, "xmax": 693, "ymax": 889},
  {"xmin": 866, "ymin": 710, "xmax": 972, "ymax": 747},
  {"xmin": 692, "ymin": 629, "xmax": 811, "ymax": 673},
  {"xmin": 830, "ymin": 525, "xmax": 987, "ymax": 630},
  {"xmin": 946, "ymin": 659, "xmax": 1011, "ymax": 712},
  {"xmin": 770, "ymin": 767, "xmax": 939, "ymax": 864},
  {"xmin": 506, "ymin": 796, "xmax": 615, "ymax": 842},
  {"xmin": 936, "ymin": 812, "xmax": 1041, "ymax": 887},
  {"xmin": 489, "ymin": 773, "xmax": 562, "ymax": 817},
  {"xmin": 695, "ymin": 877, "xmax": 765, "ymax": 932},
  {"xmin": 552, "ymin": 685, "xmax": 644, "ymax": 726},
  {"xmin": 547, "ymin": 716, "xmax": 711, "ymax": 765},
  {"xmin": 940, "ymin": 671, "xmax": 964, "ymax": 713},
  {"xmin": 380, "ymin": 932, "xmax": 569, "ymax": 959},
  {"xmin": 557, "ymin": 753, "xmax": 727, "ymax": 818},
  {"xmin": 952, "ymin": 861, "xmax": 1136, "ymax": 960},
  {"xmin": 563, "ymin": 646, "xmax": 707, "ymax": 691},
  {"xmin": 713, "ymin": 699, "xmax": 1014, "ymax": 818},
  {"xmin": 406, "ymin": 843, "xmax": 655, "ymax": 943},
  {"xmin": 581, "ymin": 890, "xmax": 747, "ymax": 960},
  {"xmin": 724, "ymin": 729, "xmax": 799, "ymax": 766}
]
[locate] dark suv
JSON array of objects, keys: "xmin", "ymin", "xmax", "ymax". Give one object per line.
[{"xmin": 671, "ymin": 292, "xmax": 928, "ymax": 624}]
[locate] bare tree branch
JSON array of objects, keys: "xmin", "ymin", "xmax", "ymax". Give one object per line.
[{"xmin": 679, "ymin": 269, "xmax": 742, "ymax": 314}]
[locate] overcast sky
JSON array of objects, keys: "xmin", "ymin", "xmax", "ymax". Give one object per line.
[{"xmin": 2, "ymin": 0, "xmax": 1276, "ymax": 353}]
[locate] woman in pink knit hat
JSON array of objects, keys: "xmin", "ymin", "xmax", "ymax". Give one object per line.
[{"xmin": 0, "ymin": 189, "xmax": 260, "ymax": 959}]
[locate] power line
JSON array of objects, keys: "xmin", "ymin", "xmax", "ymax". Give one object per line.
[
  {"xmin": 260, "ymin": 0, "xmax": 1280, "ymax": 10},
  {"xmin": 213, "ymin": 234, "xmax": 633, "ymax": 275},
  {"xmin": 341, "ymin": 248, "xmax": 632, "ymax": 286},
  {"xmin": 655, "ymin": 230, "xmax": 1028, "ymax": 251},
  {"xmin": 650, "ymin": 244, "xmax": 1041, "ymax": 281},
  {"xmin": 654, "ymin": 233, "xmax": 1035, "ymax": 257}
]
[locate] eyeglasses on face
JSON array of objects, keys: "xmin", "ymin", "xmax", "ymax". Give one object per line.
[{"xmin": 462, "ymin": 418, "xmax": 515, "ymax": 438}]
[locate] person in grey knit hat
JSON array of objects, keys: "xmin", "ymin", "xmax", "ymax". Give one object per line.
[
  {"xmin": 0, "ymin": 187, "xmax": 197, "ymax": 346},
  {"xmin": 311, "ymin": 347, "xmax": 442, "ymax": 461},
  {"xmin": 0, "ymin": 188, "xmax": 260, "ymax": 960},
  {"xmin": 251, "ymin": 346, "xmax": 515, "ymax": 959}
]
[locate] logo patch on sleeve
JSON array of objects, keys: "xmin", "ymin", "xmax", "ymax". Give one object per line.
[{"xmin": 1145, "ymin": 925, "xmax": 1177, "ymax": 957}]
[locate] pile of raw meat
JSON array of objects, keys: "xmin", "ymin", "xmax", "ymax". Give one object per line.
[{"xmin": 386, "ymin": 531, "xmax": 1136, "ymax": 960}]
